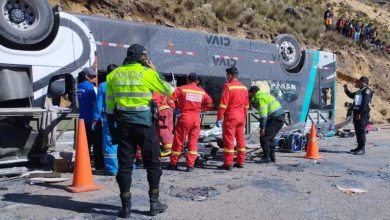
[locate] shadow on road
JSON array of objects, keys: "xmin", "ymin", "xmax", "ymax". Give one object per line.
[{"xmin": 2, "ymin": 193, "xmax": 149, "ymax": 216}]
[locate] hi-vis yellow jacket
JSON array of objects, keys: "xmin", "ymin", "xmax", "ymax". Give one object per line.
[
  {"xmin": 106, "ymin": 63, "xmax": 173, "ymax": 114},
  {"xmin": 251, "ymin": 90, "xmax": 284, "ymax": 128}
]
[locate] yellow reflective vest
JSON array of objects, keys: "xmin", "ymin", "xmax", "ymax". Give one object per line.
[
  {"xmin": 251, "ymin": 91, "xmax": 284, "ymax": 128},
  {"xmin": 106, "ymin": 63, "xmax": 173, "ymax": 115}
]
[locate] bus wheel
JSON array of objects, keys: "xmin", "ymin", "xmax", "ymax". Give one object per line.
[
  {"xmin": 272, "ymin": 34, "xmax": 302, "ymax": 72},
  {"xmin": 0, "ymin": 0, "xmax": 54, "ymax": 46}
]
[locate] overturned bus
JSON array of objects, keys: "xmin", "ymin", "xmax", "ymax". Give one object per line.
[{"xmin": 0, "ymin": 0, "xmax": 336, "ymax": 162}]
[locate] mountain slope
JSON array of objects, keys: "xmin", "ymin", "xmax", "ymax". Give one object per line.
[{"xmin": 49, "ymin": 0, "xmax": 390, "ymax": 123}]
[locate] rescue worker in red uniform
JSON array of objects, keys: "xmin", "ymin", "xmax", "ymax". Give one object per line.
[
  {"xmin": 153, "ymin": 92, "xmax": 175, "ymax": 157},
  {"xmin": 216, "ymin": 67, "xmax": 249, "ymax": 170},
  {"xmin": 168, "ymin": 73, "xmax": 213, "ymax": 172}
]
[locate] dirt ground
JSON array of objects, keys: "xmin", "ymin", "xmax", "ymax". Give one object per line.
[{"xmin": 0, "ymin": 125, "xmax": 389, "ymax": 220}]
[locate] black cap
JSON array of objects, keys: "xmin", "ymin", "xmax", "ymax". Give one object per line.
[
  {"xmin": 107, "ymin": 64, "xmax": 118, "ymax": 73},
  {"xmin": 226, "ymin": 66, "xmax": 239, "ymax": 75},
  {"xmin": 127, "ymin": 44, "xmax": 147, "ymax": 57},
  {"xmin": 359, "ymin": 76, "xmax": 369, "ymax": 84},
  {"xmin": 187, "ymin": 72, "xmax": 199, "ymax": 82},
  {"xmin": 249, "ymin": 85, "xmax": 260, "ymax": 93}
]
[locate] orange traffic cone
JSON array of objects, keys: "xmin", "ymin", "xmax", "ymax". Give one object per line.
[
  {"xmin": 305, "ymin": 123, "xmax": 323, "ymax": 159},
  {"xmin": 65, "ymin": 119, "xmax": 101, "ymax": 193}
]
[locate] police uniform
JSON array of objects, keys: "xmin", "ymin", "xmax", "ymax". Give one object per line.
[
  {"xmin": 250, "ymin": 87, "xmax": 284, "ymax": 163},
  {"xmin": 106, "ymin": 44, "xmax": 172, "ymax": 217},
  {"xmin": 344, "ymin": 77, "xmax": 372, "ymax": 155}
]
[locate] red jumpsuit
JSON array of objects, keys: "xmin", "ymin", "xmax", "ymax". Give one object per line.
[
  {"xmin": 217, "ymin": 80, "xmax": 249, "ymax": 166},
  {"xmin": 169, "ymin": 83, "xmax": 213, "ymax": 168},
  {"xmin": 153, "ymin": 93, "xmax": 174, "ymax": 154}
]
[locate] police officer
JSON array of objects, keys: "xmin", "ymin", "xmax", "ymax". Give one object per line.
[
  {"xmin": 249, "ymin": 86, "xmax": 284, "ymax": 163},
  {"xmin": 106, "ymin": 44, "xmax": 173, "ymax": 218},
  {"xmin": 344, "ymin": 76, "xmax": 372, "ymax": 155}
]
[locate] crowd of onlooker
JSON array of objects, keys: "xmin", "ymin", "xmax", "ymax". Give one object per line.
[{"xmin": 323, "ymin": 7, "xmax": 390, "ymax": 54}]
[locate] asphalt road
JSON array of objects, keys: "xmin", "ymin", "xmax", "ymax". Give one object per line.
[{"xmin": 0, "ymin": 125, "xmax": 389, "ymax": 220}]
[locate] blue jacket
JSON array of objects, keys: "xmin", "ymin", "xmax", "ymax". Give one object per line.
[
  {"xmin": 77, "ymin": 81, "xmax": 96, "ymax": 123},
  {"xmin": 93, "ymin": 82, "xmax": 107, "ymax": 121}
]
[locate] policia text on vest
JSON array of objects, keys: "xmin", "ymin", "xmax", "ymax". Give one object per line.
[{"xmin": 105, "ymin": 44, "xmax": 171, "ymax": 217}]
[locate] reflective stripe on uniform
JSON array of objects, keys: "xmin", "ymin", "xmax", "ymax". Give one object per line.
[
  {"xmin": 104, "ymin": 153, "xmax": 117, "ymax": 159},
  {"xmin": 260, "ymin": 99, "xmax": 277, "ymax": 111},
  {"xmin": 115, "ymin": 80, "xmax": 142, "ymax": 86},
  {"xmin": 223, "ymin": 148, "xmax": 235, "ymax": 153},
  {"xmin": 163, "ymin": 143, "xmax": 172, "ymax": 149},
  {"xmin": 269, "ymin": 106, "xmax": 282, "ymax": 114},
  {"xmin": 172, "ymin": 151, "xmax": 181, "ymax": 156},
  {"xmin": 116, "ymin": 105, "xmax": 150, "ymax": 111},
  {"xmin": 182, "ymin": 89, "xmax": 205, "ymax": 95},
  {"xmin": 159, "ymin": 105, "xmax": 172, "ymax": 111},
  {"xmin": 237, "ymin": 147, "xmax": 246, "ymax": 152},
  {"xmin": 228, "ymin": 86, "xmax": 247, "ymax": 90},
  {"xmin": 115, "ymin": 92, "xmax": 152, "ymax": 98},
  {"xmin": 219, "ymin": 104, "xmax": 227, "ymax": 109},
  {"xmin": 187, "ymin": 150, "xmax": 198, "ymax": 155}
]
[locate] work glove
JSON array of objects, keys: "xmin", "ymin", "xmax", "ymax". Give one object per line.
[
  {"xmin": 107, "ymin": 114, "xmax": 119, "ymax": 145},
  {"xmin": 215, "ymin": 120, "xmax": 222, "ymax": 128}
]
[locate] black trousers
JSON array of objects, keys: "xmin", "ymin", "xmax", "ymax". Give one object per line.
[
  {"xmin": 260, "ymin": 115, "xmax": 285, "ymax": 158},
  {"xmin": 353, "ymin": 113, "xmax": 369, "ymax": 150},
  {"xmin": 85, "ymin": 121, "xmax": 104, "ymax": 169},
  {"xmin": 115, "ymin": 120, "xmax": 161, "ymax": 193}
]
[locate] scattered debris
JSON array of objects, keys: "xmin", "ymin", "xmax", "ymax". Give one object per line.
[
  {"xmin": 0, "ymin": 167, "xmax": 28, "ymax": 177},
  {"xmin": 0, "ymin": 186, "xmax": 8, "ymax": 190},
  {"xmin": 168, "ymin": 185, "xmax": 219, "ymax": 201},
  {"xmin": 334, "ymin": 185, "xmax": 367, "ymax": 195},
  {"xmin": 29, "ymin": 172, "xmax": 62, "ymax": 178},
  {"xmin": 227, "ymin": 184, "xmax": 244, "ymax": 190},
  {"xmin": 28, "ymin": 177, "xmax": 69, "ymax": 185}
]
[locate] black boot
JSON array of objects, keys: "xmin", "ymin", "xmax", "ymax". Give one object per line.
[
  {"xmin": 256, "ymin": 147, "xmax": 270, "ymax": 163},
  {"xmin": 149, "ymin": 189, "xmax": 168, "ymax": 216},
  {"xmin": 353, "ymin": 148, "xmax": 365, "ymax": 155},
  {"xmin": 270, "ymin": 147, "xmax": 276, "ymax": 163},
  {"xmin": 350, "ymin": 148, "xmax": 359, "ymax": 153},
  {"xmin": 118, "ymin": 193, "xmax": 131, "ymax": 218}
]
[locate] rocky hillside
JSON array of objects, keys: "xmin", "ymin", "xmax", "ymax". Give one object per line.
[{"xmin": 49, "ymin": 0, "xmax": 390, "ymax": 123}]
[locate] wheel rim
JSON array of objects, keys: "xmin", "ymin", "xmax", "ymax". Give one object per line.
[
  {"xmin": 279, "ymin": 41, "xmax": 297, "ymax": 66},
  {"xmin": 2, "ymin": 0, "xmax": 39, "ymax": 31}
]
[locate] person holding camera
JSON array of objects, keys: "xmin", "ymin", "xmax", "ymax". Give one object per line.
[
  {"xmin": 344, "ymin": 76, "xmax": 372, "ymax": 155},
  {"xmin": 105, "ymin": 44, "xmax": 173, "ymax": 218}
]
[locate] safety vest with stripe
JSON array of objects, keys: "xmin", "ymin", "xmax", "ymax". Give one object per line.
[
  {"xmin": 105, "ymin": 63, "xmax": 173, "ymax": 114},
  {"xmin": 252, "ymin": 91, "xmax": 284, "ymax": 128}
]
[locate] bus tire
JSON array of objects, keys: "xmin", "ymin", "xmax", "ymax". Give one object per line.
[
  {"xmin": 272, "ymin": 34, "xmax": 302, "ymax": 72},
  {"xmin": 0, "ymin": 0, "xmax": 54, "ymax": 46}
]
